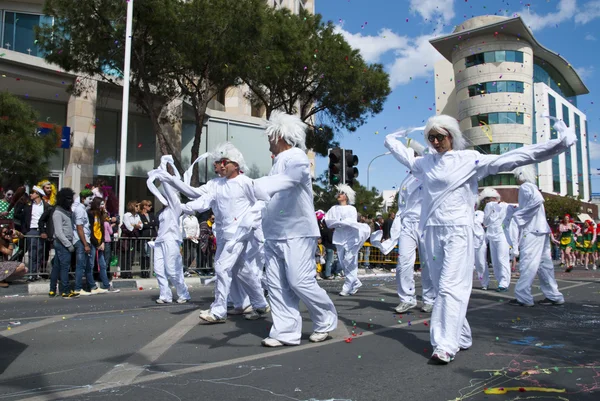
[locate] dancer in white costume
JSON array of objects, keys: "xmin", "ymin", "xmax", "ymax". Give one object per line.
[
  {"xmin": 473, "ymin": 210, "xmax": 489, "ymax": 290},
  {"xmin": 384, "ymin": 115, "xmax": 576, "ymax": 364},
  {"xmin": 146, "ymin": 156, "xmax": 191, "ymax": 304},
  {"xmin": 508, "ymin": 165, "xmax": 565, "ymax": 307},
  {"xmin": 325, "ymin": 184, "xmax": 370, "ymax": 297},
  {"xmin": 369, "ymin": 139, "xmax": 435, "ymax": 313},
  {"xmin": 254, "ymin": 111, "xmax": 338, "ymax": 347},
  {"xmin": 480, "ymin": 188, "xmax": 512, "ymax": 293}
]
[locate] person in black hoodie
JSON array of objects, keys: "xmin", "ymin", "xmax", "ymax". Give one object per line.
[
  {"xmin": 318, "ymin": 216, "xmax": 337, "ymax": 280},
  {"xmin": 138, "ymin": 200, "xmax": 157, "ymax": 278}
]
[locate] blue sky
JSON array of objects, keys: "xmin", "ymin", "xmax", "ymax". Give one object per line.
[{"xmin": 314, "ymin": 0, "xmax": 600, "ymax": 194}]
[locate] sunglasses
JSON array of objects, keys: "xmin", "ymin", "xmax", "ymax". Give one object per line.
[
  {"xmin": 219, "ymin": 159, "xmax": 234, "ymax": 167},
  {"xmin": 428, "ymin": 133, "xmax": 447, "ymax": 143}
]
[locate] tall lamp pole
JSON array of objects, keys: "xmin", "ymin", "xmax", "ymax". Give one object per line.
[
  {"xmin": 367, "ymin": 152, "xmax": 391, "ymax": 189},
  {"xmin": 118, "ymin": 0, "xmax": 134, "ymax": 224}
]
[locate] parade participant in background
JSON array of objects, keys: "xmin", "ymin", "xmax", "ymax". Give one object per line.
[
  {"xmin": 581, "ymin": 220, "xmax": 596, "ymax": 271},
  {"xmin": 37, "ymin": 179, "xmax": 57, "ymax": 206},
  {"xmin": 370, "ymin": 139, "xmax": 435, "ymax": 313},
  {"xmin": 325, "ymin": 184, "xmax": 370, "ymax": 297},
  {"xmin": 508, "ymin": 166, "xmax": 565, "ymax": 307},
  {"xmin": 480, "ymin": 188, "xmax": 511, "ymax": 292},
  {"xmin": 254, "ymin": 111, "xmax": 338, "ymax": 347},
  {"xmin": 559, "ymin": 214, "xmax": 579, "ymax": 272},
  {"xmin": 384, "ymin": 115, "xmax": 576, "ymax": 364},
  {"xmin": 473, "ymin": 209, "xmax": 489, "ymax": 290},
  {"xmin": 147, "ymin": 156, "xmax": 191, "ymax": 304}
]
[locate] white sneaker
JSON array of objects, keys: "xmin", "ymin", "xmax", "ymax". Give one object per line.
[
  {"xmin": 91, "ymin": 288, "xmax": 108, "ymax": 295},
  {"xmin": 199, "ymin": 310, "xmax": 226, "ymax": 324},
  {"xmin": 245, "ymin": 305, "xmax": 271, "ymax": 320},
  {"xmin": 394, "ymin": 302, "xmax": 417, "ymax": 314},
  {"xmin": 420, "ymin": 303, "xmax": 434, "ymax": 313},
  {"xmin": 309, "ymin": 331, "xmax": 329, "ymax": 343},
  {"xmin": 431, "ymin": 348, "xmax": 454, "ymax": 364},
  {"xmin": 156, "ymin": 298, "xmax": 172, "ymax": 304},
  {"xmin": 108, "ymin": 286, "xmax": 120, "ymax": 293},
  {"xmin": 339, "ymin": 291, "xmax": 350, "ymax": 297},
  {"xmin": 349, "ymin": 282, "xmax": 363, "ymax": 295},
  {"xmin": 261, "ymin": 337, "xmax": 284, "ymax": 347},
  {"xmin": 176, "ymin": 298, "xmax": 190, "ymax": 304},
  {"xmin": 78, "ymin": 289, "xmax": 93, "ymax": 296},
  {"xmin": 227, "ymin": 305, "xmax": 253, "ymax": 315}
]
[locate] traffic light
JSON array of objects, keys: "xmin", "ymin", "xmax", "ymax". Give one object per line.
[
  {"xmin": 328, "ymin": 147, "xmax": 343, "ymax": 186},
  {"xmin": 345, "ymin": 149, "xmax": 359, "ymax": 187}
]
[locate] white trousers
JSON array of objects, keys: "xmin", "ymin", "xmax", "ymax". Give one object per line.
[
  {"xmin": 211, "ymin": 239, "xmax": 268, "ymax": 318},
  {"xmin": 336, "ymin": 245, "xmax": 361, "ymax": 294},
  {"xmin": 397, "ymin": 221, "xmax": 435, "ymax": 305},
  {"xmin": 424, "ymin": 226, "xmax": 473, "ymax": 355},
  {"xmin": 229, "ymin": 237, "xmax": 265, "ymax": 309},
  {"xmin": 154, "ymin": 240, "xmax": 190, "ymax": 302},
  {"xmin": 265, "ymin": 237, "xmax": 338, "ymax": 344},
  {"xmin": 474, "ymin": 237, "xmax": 489, "ymax": 288},
  {"xmin": 488, "ymin": 235, "xmax": 511, "ymax": 288},
  {"xmin": 514, "ymin": 234, "xmax": 564, "ymax": 306}
]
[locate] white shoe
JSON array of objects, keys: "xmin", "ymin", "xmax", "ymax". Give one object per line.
[
  {"xmin": 309, "ymin": 331, "xmax": 329, "ymax": 343},
  {"xmin": 245, "ymin": 305, "xmax": 271, "ymax": 320},
  {"xmin": 91, "ymin": 288, "xmax": 108, "ymax": 295},
  {"xmin": 349, "ymin": 282, "xmax": 363, "ymax": 295},
  {"xmin": 420, "ymin": 303, "xmax": 434, "ymax": 313},
  {"xmin": 395, "ymin": 302, "xmax": 417, "ymax": 314},
  {"xmin": 156, "ymin": 298, "xmax": 172, "ymax": 304},
  {"xmin": 431, "ymin": 347, "xmax": 454, "ymax": 364},
  {"xmin": 77, "ymin": 289, "xmax": 93, "ymax": 296},
  {"xmin": 108, "ymin": 286, "xmax": 120, "ymax": 293},
  {"xmin": 199, "ymin": 310, "xmax": 226, "ymax": 323},
  {"xmin": 176, "ymin": 298, "xmax": 190, "ymax": 304},
  {"xmin": 227, "ymin": 305, "xmax": 253, "ymax": 315},
  {"xmin": 261, "ymin": 337, "xmax": 284, "ymax": 347},
  {"xmin": 339, "ymin": 291, "xmax": 350, "ymax": 297}
]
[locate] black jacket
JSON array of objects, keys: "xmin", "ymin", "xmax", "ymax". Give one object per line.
[
  {"xmin": 319, "ymin": 221, "xmax": 335, "ymax": 251},
  {"xmin": 22, "ymin": 201, "xmax": 50, "ymax": 232},
  {"xmin": 140, "ymin": 212, "xmax": 157, "ymax": 238},
  {"xmin": 39, "ymin": 206, "xmax": 56, "ymax": 241}
]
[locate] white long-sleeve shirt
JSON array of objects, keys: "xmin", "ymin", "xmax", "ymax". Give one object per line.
[
  {"xmin": 254, "ymin": 147, "xmax": 320, "ymax": 240},
  {"xmin": 483, "ymin": 201, "xmax": 508, "ymax": 241},
  {"xmin": 397, "ymin": 173, "xmax": 422, "ymax": 223},
  {"xmin": 384, "ymin": 122, "xmax": 576, "ymax": 231},
  {"xmin": 325, "ymin": 205, "xmax": 358, "ymax": 246},
  {"xmin": 122, "ymin": 212, "xmax": 141, "ymax": 232},
  {"xmin": 512, "ymin": 182, "xmax": 551, "ymax": 236},
  {"xmin": 182, "ymin": 214, "xmax": 200, "ymax": 240}
]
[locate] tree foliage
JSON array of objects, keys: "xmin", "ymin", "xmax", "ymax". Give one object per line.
[
  {"xmin": 0, "ymin": 92, "xmax": 57, "ymax": 186},
  {"xmin": 543, "ymin": 193, "xmax": 582, "ymax": 224},
  {"xmin": 241, "ymin": 9, "xmax": 390, "ymax": 155}
]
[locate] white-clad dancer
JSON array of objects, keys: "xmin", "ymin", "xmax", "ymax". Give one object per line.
[
  {"xmin": 254, "ymin": 111, "xmax": 338, "ymax": 347},
  {"xmin": 508, "ymin": 165, "xmax": 565, "ymax": 307},
  {"xmin": 473, "ymin": 210, "xmax": 489, "ymax": 290},
  {"xmin": 146, "ymin": 156, "xmax": 191, "ymax": 304},
  {"xmin": 384, "ymin": 115, "xmax": 576, "ymax": 364}
]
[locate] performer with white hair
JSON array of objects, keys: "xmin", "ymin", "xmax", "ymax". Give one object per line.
[
  {"xmin": 147, "ymin": 156, "xmax": 191, "ymax": 304},
  {"xmin": 508, "ymin": 165, "xmax": 565, "ymax": 307},
  {"xmin": 253, "ymin": 111, "xmax": 338, "ymax": 347},
  {"xmin": 325, "ymin": 184, "xmax": 370, "ymax": 296},
  {"xmin": 384, "ymin": 115, "xmax": 576, "ymax": 364},
  {"xmin": 480, "ymin": 187, "xmax": 511, "ymax": 292},
  {"xmin": 473, "ymin": 209, "xmax": 489, "ymax": 290},
  {"xmin": 370, "ymin": 138, "xmax": 435, "ymax": 313}
]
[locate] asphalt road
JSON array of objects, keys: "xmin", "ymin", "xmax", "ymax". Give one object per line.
[{"xmin": 1, "ymin": 271, "xmax": 599, "ymax": 401}]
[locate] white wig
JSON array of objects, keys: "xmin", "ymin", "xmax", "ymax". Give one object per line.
[
  {"xmin": 513, "ymin": 165, "xmax": 537, "ymax": 185},
  {"xmin": 477, "ymin": 187, "xmax": 501, "ymax": 206},
  {"xmin": 265, "ymin": 111, "xmax": 307, "ymax": 151},
  {"xmin": 211, "ymin": 142, "xmax": 248, "ymax": 172},
  {"xmin": 424, "ymin": 115, "xmax": 466, "ymax": 151},
  {"xmin": 406, "ymin": 138, "xmax": 426, "ymax": 156},
  {"xmin": 336, "ymin": 183, "xmax": 356, "ymax": 205}
]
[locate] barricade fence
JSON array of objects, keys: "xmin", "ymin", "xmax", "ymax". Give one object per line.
[{"xmin": 10, "ymin": 237, "xmax": 415, "ymax": 280}]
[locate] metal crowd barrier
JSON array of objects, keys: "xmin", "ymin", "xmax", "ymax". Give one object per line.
[{"xmin": 357, "ymin": 243, "xmax": 420, "ymax": 268}]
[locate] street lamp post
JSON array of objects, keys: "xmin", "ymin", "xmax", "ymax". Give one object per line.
[{"xmin": 367, "ymin": 151, "xmax": 391, "ymax": 189}]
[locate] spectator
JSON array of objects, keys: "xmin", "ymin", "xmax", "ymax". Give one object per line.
[
  {"xmin": 38, "ymin": 199, "xmax": 56, "ymax": 279},
  {"xmin": 315, "ymin": 237, "xmax": 325, "ymax": 280},
  {"xmin": 139, "ymin": 200, "xmax": 157, "ymax": 278},
  {"xmin": 318, "ymin": 217, "xmax": 336, "ymax": 279},
  {"xmin": 0, "ymin": 189, "xmax": 15, "ymax": 219},
  {"xmin": 103, "ymin": 211, "xmax": 117, "ymax": 278},
  {"xmin": 36, "ymin": 179, "xmax": 57, "ymax": 206},
  {"xmin": 360, "ymin": 214, "xmax": 373, "ymax": 269},
  {"xmin": 120, "ymin": 200, "xmax": 142, "ymax": 278},
  {"xmin": 87, "ymin": 198, "xmax": 111, "ymax": 293},
  {"xmin": 198, "ymin": 213, "xmax": 215, "ymax": 271},
  {"xmin": 72, "ymin": 189, "xmax": 103, "ymax": 295},
  {"xmin": 182, "ymin": 213, "xmax": 199, "ymax": 275},
  {"xmin": 383, "ymin": 211, "xmax": 395, "ymax": 241},
  {"xmin": 0, "ymin": 225, "xmax": 28, "ymax": 287},
  {"xmin": 49, "ymin": 188, "xmax": 78, "ymax": 298},
  {"xmin": 23, "ymin": 186, "xmax": 50, "ymax": 281}
]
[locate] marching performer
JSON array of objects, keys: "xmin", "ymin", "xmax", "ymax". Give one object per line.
[
  {"xmin": 480, "ymin": 188, "xmax": 511, "ymax": 292},
  {"xmin": 473, "ymin": 209, "xmax": 489, "ymax": 290},
  {"xmin": 558, "ymin": 214, "xmax": 580, "ymax": 272},
  {"xmin": 384, "ymin": 115, "xmax": 576, "ymax": 364}
]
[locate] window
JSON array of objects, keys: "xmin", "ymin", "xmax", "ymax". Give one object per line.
[
  {"xmin": 2, "ymin": 11, "xmax": 53, "ymax": 57},
  {"xmin": 562, "ymin": 104, "xmax": 570, "ymax": 127},
  {"xmin": 464, "ymin": 51, "xmax": 523, "ymax": 68},
  {"xmin": 505, "ymin": 51, "xmax": 516, "ymax": 62},
  {"xmin": 467, "ymin": 81, "xmax": 525, "ymax": 97},
  {"xmin": 534, "ymin": 59, "xmax": 577, "ymax": 105},
  {"xmin": 479, "ymin": 174, "xmax": 518, "ymax": 187},
  {"xmin": 475, "ymin": 143, "xmax": 522, "ymax": 155},
  {"xmin": 484, "ymin": 52, "xmax": 495, "ymax": 63},
  {"xmin": 465, "ymin": 53, "xmax": 484, "ymax": 68},
  {"xmin": 548, "ymin": 94, "xmax": 561, "ymax": 193},
  {"xmin": 515, "ymin": 81, "xmax": 524, "ymax": 92},
  {"xmin": 515, "ymin": 51, "xmax": 524, "ymax": 63},
  {"xmin": 495, "ymin": 51, "xmax": 505, "ymax": 62},
  {"xmin": 507, "ymin": 81, "xmax": 516, "ymax": 93},
  {"xmin": 496, "ymin": 81, "xmax": 507, "ymax": 92},
  {"xmin": 575, "ymin": 114, "xmax": 584, "ymax": 197},
  {"xmin": 471, "ymin": 113, "xmax": 528, "ymax": 127}
]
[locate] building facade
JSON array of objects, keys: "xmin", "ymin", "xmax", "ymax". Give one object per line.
[
  {"xmin": 0, "ymin": 0, "xmax": 313, "ymax": 200},
  {"xmin": 430, "ymin": 16, "xmax": 591, "ymax": 201}
]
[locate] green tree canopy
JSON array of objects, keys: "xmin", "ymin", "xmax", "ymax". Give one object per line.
[
  {"xmin": 543, "ymin": 193, "xmax": 582, "ymax": 225},
  {"xmin": 241, "ymin": 9, "xmax": 390, "ymax": 155},
  {"xmin": 0, "ymin": 92, "xmax": 57, "ymax": 186}
]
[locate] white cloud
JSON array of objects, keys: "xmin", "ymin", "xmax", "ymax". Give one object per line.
[
  {"xmin": 585, "ymin": 33, "xmax": 597, "ymax": 40},
  {"xmin": 575, "ymin": 65, "xmax": 594, "ymax": 79},
  {"xmin": 334, "ymin": 27, "xmax": 407, "ymax": 63},
  {"xmin": 575, "ymin": 0, "xmax": 600, "ymax": 23},
  {"xmin": 388, "ymin": 34, "xmax": 444, "ymax": 86},
  {"xmin": 589, "ymin": 141, "xmax": 600, "ymax": 160},
  {"xmin": 409, "ymin": 0, "xmax": 455, "ymax": 23},
  {"xmin": 520, "ymin": 0, "xmax": 577, "ymax": 31}
]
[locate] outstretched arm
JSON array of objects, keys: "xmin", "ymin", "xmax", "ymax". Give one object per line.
[
  {"xmin": 254, "ymin": 157, "xmax": 309, "ymax": 198},
  {"xmin": 384, "ymin": 129, "xmax": 424, "ymax": 174}
]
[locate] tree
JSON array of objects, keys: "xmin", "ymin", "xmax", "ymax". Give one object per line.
[
  {"xmin": 241, "ymin": 9, "xmax": 390, "ymax": 155},
  {"xmin": 0, "ymin": 92, "xmax": 58, "ymax": 186},
  {"xmin": 543, "ymin": 193, "xmax": 582, "ymax": 224}
]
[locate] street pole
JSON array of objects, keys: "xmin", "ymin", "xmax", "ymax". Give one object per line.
[
  {"xmin": 118, "ymin": 0, "xmax": 133, "ymax": 225},
  {"xmin": 367, "ymin": 151, "xmax": 391, "ymax": 189},
  {"xmin": 341, "ymin": 147, "xmax": 346, "ymax": 185}
]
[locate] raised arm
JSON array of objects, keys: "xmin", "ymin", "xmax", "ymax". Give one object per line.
[
  {"xmin": 254, "ymin": 157, "xmax": 309, "ymax": 198},
  {"xmin": 384, "ymin": 129, "xmax": 424, "ymax": 174}
]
